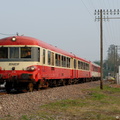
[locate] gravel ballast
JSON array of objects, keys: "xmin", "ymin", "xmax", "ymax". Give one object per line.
[{"xmin": 0, "ymin": 81, "xmax": 100, "ymax": 118}]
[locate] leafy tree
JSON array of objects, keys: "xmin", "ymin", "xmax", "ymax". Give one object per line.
[
  {"xmin": 103, "ymin": 44, "xmax": 119, "ymax": 78},
  {"xmin": 93, "ymin": 60, "xmax": 100, "ymax": 65},
  {"xmin": 94, "ymin": 44, "xmax": 119, "ymax": 78}
]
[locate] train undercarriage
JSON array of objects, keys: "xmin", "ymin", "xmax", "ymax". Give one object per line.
[{"xmin": 2, "ymin": 77, "xmax": 100, "ymax": 93}]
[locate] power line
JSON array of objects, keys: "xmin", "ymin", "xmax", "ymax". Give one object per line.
[
  {"xmin": 80, "ymin": 0, "xmax": 93, "ymax": 18},
  {"xmin": 0, "ymin": 33, "xmax": 16, "ymax": 36}
]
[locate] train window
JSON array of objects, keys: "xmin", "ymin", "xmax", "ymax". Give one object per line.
[
  {"xmin": 74, "ymin": 59, "xmax": 76, "ymax": 69},
  {"xmin": 51, "ymin": 52, "xmax": 54, "ymax": 66},
  {"xmin": 48, "ymin": 51, "xmax": 54, "ymax": 66},
  {"xmin": 10, "ymin": 47, "xmax": 19, "ymax": 58},
  {"xmin": 67, "ymin": 57, "xmax": 70, "ymax": 68},
  {"xmin": 55, "ymin": 54, "xmax": 61, "ymax": 66},
  {"xmin": 62, "ymin": 56, "xmax": 64, "ymax": 67},
  {"xmin": 62, "ymin": 56, "xmax": 66, "ymax": 67},
  {"xmin": 21, "ymin": 47, "xmax": 31, "ymax": 58},
  {"xmin": 81, "ymin": 62, "xmax": 83, "ymax": 69},
  {"xmin": 43, "ymin": 49, "xmax": 46, "ymax": 64},
  {"xmin": 48, "ymin": 51, "xmax": 51, "ymax": 65},
  {"xmin": 84, "ymin": 63, "xmax": 86, "ymax": 70},
  {"xmin": 87, "ymin": 64, "xmax": 89, "ymax": 70},
  {"xmin": 0, "ymin": 47, "xmax": 8, "ymax": 59},
  {"xmin": 93, "ymin": 66, "xmax": 98, "ymax": 72},
  {"xmin": 83, "ymin": 63, "xmax": 86, "ymax": 70},
  {"xmin": 85, "ymin": 63, "xmax": 87, "ymax": 70},
  {"xmin": 0, "ymin": 47, "xmax": 40, "ymax": 61},
  {"xmin": 78, "ymin": 61, "xmax": 80, "ymax": 69},
  {"xmin": 86, "ymin": 64, "xmax": 88, "ymax": 70},
  {"xmin": 55, "ymin": 54, "xmax": 58, "ymax": 66},
  {"xmin": 38, "ymin": 48, "xmax": 40, "ymax": 61}
]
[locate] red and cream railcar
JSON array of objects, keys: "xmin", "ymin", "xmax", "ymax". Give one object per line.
[
  {"xmin": 0, "ymin": 36, "xmax": 100, "ymax": 92},
  {"xmin": 90, "ymin": 62, "xmax": 100, "ymax": 80}
]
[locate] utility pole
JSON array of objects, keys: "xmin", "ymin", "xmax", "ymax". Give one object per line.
[
  {"xmin": 94, "ymin": 9, "xmax": 120, "ymax": 89},
  {"xmin": 100, "ymin": 9, "xmax": 103, "ymax": 90}
]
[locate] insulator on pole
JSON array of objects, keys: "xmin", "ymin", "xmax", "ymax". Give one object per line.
[
  {"xmin": 110, "ymin": 9, "xmax": 112, "ymax": 15},
  {"xmin": 103, "ymin": 9, "xmax": 105, "ymax": 15},
  {"xmin": 107, "ymin": 9, "xmax": 109, "ymax": 15},
  {"xmin": 94, "ymin": 10, "xmax": 96, "ymax": 15},
  {"xmin": 117, "ymin": 9, "xmax": 119, "ymax": 15},
  {"xmin": 114, "ymin": 9, "xmax": 116, "ymax": 15},
  {"xmin": 98, "ymin": 10, "xmax": 99, "ymax": 15}
]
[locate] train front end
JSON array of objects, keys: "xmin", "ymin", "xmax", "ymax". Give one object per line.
[{"xmin": 0, "ymin": 36, "xmax": 41, "ymax": 92}]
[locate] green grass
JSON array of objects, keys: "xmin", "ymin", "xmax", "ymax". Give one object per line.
[
  {"xmin": 1, "ymin": 85, "xmax": 120, "ymax": 120},
  {"xmin": 37, "ymin": 85, "xmax": 120, "ymax": 120}
]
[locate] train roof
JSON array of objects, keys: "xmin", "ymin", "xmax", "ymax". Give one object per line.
[
  {"xmin": 0, "ymin": 36, "xmax": 90, "ymax": 63},
  {"xmin": 91, "ymin": 62, "xmax": 100, "ymax": 67}
]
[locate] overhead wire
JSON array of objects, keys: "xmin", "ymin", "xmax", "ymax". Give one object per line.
[
  {"xmin": 101, "ymin": 0, "xmax": 112, "ymax": 47},
  {"xmin": 81, "ymin": 0, "xmax": 120, "ymax": 59},
  {"xmin": 109, "ymin": 2, "xmax": 118, "ymax": 46},
  {"xmin": 79, "ymin": 0, "xmax": 120, "ymax": 59},
  {"xmin": 80, "ymin": 0, "xmax": 100, "ymax": 39},
  {"xmin": 107, "ymin": 1, "xmax": 116, "ymax": 45},
  {"xmin": 0, "ymin": 33, "xmax": 16, "ymax": 36},
  {"xmin": 98, "ymin": 0, "xmax": 120, "ymax": 56},
  {"xmin": 80, "ymin": 0, "xmax": 94, "ymax": 19},
  {"xmin": 80, "ymin": 0, "xmax": 101, "ymax": 61}
]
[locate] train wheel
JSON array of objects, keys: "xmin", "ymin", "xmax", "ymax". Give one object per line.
[
  {"xmin": 45, "ymin": 81, "xmax": 49, "ymax": 88},
  {"xmin": 36, "ymin": 81, "xmax": 41, "ymax": 90},
  {"xmin": 74, "ymin": 79, "xmax": 78, "ymax": 84},
  {"xmin": 68, "ymin": 79, "xmax": 72, "ymax": 85},
  {"xmin": 36, "ymin": 80, "xmax": 49, "ymax": 90},
  {"xmin": 62, "ymin": 79, "xmax": 66, "ymax": 86},
  {"xmin": 28, "ymin": 82, "xmax": 34, "ymax": 92},
  {"xmin": 5, "ymin": 82, "xmax": 12, "ymax": 93},
  {"xmin": 52, "ymin": 80, "xmax": 57, "ymax": 87}
]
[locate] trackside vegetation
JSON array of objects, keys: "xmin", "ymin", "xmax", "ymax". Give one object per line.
[{"xmin": 20, "ymin": 85, "xmax": 120, "ymax": 120}]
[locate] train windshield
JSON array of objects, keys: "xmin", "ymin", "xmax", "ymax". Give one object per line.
[
  {"xmin": 21, "ymin": 47, "xmax": 31, "ymax": 58},
  {"xmin": 0, "ymin": 47, "xmax": 40, "ymax": 61},
  {"xmin": 10, "ymin": 47, "xmax": 19, "ymax": 58},
  {"xmin": 0, "ymin": 47, "xmax": 8, "ymax": 58}
]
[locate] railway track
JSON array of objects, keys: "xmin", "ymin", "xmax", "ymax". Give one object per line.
[
  {"xmin": 0, "ymin": 86, "xmax": 47, "ymax": 95},
  {"xmin": 0, "ymin": 90, "xmax": 7, "ymax": 95},
  {"xmin": 0, "ymin": 80, "xmax": 102, "ymax": 96},
  {"xmin": 0, "ymin": 88, "xmax": 28, "ymax": 95}
]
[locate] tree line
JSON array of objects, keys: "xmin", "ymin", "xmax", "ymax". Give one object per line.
[{"xmin": 94, "ymin": 44, "xmax": 120, "ymax": 78}]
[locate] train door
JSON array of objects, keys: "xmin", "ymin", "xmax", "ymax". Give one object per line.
[
  {"xmin": 41, "ymin": 49, "xmax": 46, "ymax": 78},
  {"xmin": 71, "ymin": 58, "xmax": 77, "ymax": 79}
]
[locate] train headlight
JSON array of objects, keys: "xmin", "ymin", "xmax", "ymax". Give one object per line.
[
  {"xmin": 11, "ymin": 37, "xmax": 16, "ymax": 41},
  {"xmin": 26, "ymin": 66, "xmax": 37, "ymax": 71}
]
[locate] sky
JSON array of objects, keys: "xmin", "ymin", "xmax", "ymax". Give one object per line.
[{"xmin": 0, "ymin": 0, "xmax": 120, "ymax": 62}]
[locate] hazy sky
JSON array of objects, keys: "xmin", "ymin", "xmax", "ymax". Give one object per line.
[{"xmin": 0, "ymin": 0, "xmax": 120, "ymax": 62}]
